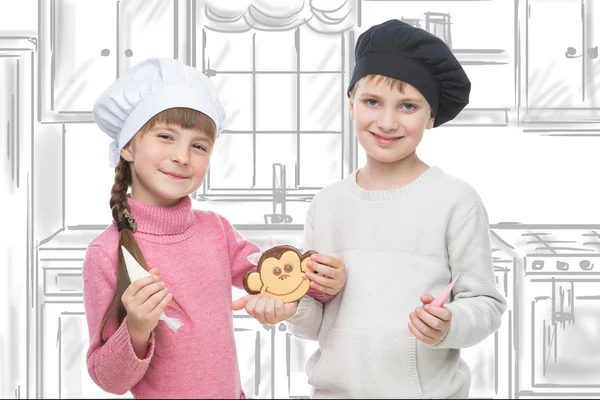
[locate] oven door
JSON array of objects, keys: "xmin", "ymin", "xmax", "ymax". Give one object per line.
[{"xmin": 530, "ymin": 277, "xmax": 600, "ymax": 389}]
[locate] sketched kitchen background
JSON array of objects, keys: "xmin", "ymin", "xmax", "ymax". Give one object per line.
[{"xmin": 1, "ymin": 0, "xmax": 600, "ymax": 398}]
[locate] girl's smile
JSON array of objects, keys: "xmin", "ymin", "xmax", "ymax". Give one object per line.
[
  {"xmin": 120, "ymin": 122, "xmax": 215, "ymax": 207},
  {"xmin": 161, "ymin": 170, "xmax": 189, "ymax": 180}
]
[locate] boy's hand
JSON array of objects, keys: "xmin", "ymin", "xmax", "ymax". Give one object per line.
[
  {"xmin": 232, "ymin": 294, "xmax": 298, "ymax": 325},
  {"xmin": 304, "ymin": 254, "xmax": 346, "ymax": 295},
  {"xmin": 407, "ymin": 293, "xmax": 452, "ymax": 345}
]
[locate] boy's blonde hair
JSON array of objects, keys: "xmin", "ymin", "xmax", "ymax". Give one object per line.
[{"xmin": 348, "ymin": 74, "xmax": 407, "ymax": 99}]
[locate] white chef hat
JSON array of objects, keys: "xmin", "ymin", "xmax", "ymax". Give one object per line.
[{"xmin": 92, "ymin": 57, "xmax": 226, "ymax": 168}]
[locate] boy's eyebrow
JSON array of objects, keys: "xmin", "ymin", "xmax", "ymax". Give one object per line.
[
  {"xmin": 360, "ymin": 92, "xmax": 383, "ymax": 99},
  {"xmin": 360, "ymin": 92, "xmax": 426, "ymax": 105}
]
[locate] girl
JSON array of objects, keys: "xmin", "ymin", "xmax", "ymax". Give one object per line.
[{"xmin": 82, "ymin": 57, "xmax": 346, "ymax": 399}]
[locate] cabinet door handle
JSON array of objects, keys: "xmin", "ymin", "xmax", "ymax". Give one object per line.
[
  {"xmin": 6, "ymin": 121, "xmax": 9, "ymax": 161},
  {"xmin": 565, "ymin": 46, "xmax": 583, "ymax": 58},
  {"xmin": 100, "ymin": 49, "xmax": 111, "ymax": 56},
  {"xmin": 6, "ymin": 120, "xmax": 13, "ymax": 183},
  {"xmin": 125, "ymin": 49, "xmax": 133, "ymax": 57},
  {"xmin": 589, "ymin": 46, "xmax": 598, "ymax": 59}
]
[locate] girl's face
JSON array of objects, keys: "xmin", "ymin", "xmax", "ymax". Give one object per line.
[
  {"xmin": 120, "ymin": 123, "xmax": 215, "ymax": 207},
  {"xmin": 350, "ymin": 78, "xmax": 435, "ymax": 167}
]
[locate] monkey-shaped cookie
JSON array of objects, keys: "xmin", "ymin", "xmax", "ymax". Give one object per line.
[{"xmin": 243, "ymin": 245, "xmax": 317, "ymax": 303}]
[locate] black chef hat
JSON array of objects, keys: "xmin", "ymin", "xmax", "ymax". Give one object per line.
[{"xmin": 348, "ymin": 19, "xmax": 470, "ymax": 127}]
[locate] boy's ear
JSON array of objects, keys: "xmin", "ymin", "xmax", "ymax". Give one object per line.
[
  {"xmin": 426, "ymin": 112, "xmax": 435, "ymax": 130},
  {"xmin": 349, "ymin": 99, "xmax": 355, "ymax": 121}
]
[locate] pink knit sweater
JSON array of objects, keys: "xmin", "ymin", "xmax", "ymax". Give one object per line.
[{"xmin": 82, "ymin": 195, "xmax": 332, "ymax": 398}]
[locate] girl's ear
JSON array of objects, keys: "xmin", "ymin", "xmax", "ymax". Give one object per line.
[{"xmin": 120, "ymin": 142, "xmax": 134, "ymax": 162}]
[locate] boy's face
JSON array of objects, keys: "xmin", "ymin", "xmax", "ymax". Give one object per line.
[
  {"xmin": 120, "ymin": 122, "xmax": 215, "ymax": 207},
  {"xmin": 350, "ymin": 77, "xmax": 434, "ymax": 165}
]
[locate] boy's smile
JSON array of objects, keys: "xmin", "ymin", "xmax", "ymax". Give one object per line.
[
  {"xmin": 370, "ymin": 131, "xmax": 404, "ymax": 146},
  {"xmin": 350, "ymin": 77, "xmax": 434, "ymax": 165}
]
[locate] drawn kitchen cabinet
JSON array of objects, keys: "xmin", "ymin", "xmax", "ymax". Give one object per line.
[
  {"xmin": 233, "ymin": 315, "xmax": 321, "ymax": 399},
  {"xmin": 362, "ymin": 0, "xmax": 514, "ymax": 121},
  {"xmin": 0, "ymin": 38, "xmax": 35, "ymax": 399},
  {"xmin": 271, "ymin": 322, "xmax": 320, "ymax": 398},
  {"xmin": 521, "ymin": 0, "xmax": 600, "ymax": 123},
  {"xmin": 41, "ymin": 301, "xmax": 132, "ymax": 399},
  {"xmin": 63, "ymin": 123, "xmax": 117, "ymax": 227},
  {"xmin": 196, "ymin": 24, "xmax": 346, "ymax": 200},
  {"xmin": 36, "ymin": 239, "xmax": 132, "ymax": 399},
  {"xmin": 39, "ymin": 0, "xmax": 187, "ymax": 123},
  {"xmin": 37, "ymin": 236, "xmax": 131, "ymax": 399},
  {"xmin": 460, "ymin": 253, "xmax": 515, "ymax": 398},
  {"xmin": 233, "ymin": 313, "xmax": 276, "ymax": 398}
]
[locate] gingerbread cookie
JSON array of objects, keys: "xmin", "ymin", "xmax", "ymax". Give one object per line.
[{"xmin": 243, "ymin": 245, "xmax": 316, "ymax": 303}]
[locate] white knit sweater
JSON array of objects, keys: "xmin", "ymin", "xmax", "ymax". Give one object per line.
[{"xmin": 286, "ymin": 166, "xmax": 507, "ymax": 399}]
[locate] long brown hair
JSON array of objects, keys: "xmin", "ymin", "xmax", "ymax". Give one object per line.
[{"xmin": 98, "ymin": 107, "xmax": 216, "ymax": 343}]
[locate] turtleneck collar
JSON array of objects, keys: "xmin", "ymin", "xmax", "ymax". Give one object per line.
[{"xmin": 119, "ymin": 195, "xmax": 196, "ymax": 243}]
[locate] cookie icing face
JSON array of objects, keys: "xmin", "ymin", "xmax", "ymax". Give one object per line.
[{"xmin": 243, "ymin": 245, "xmax": 316, "ymax": 303}]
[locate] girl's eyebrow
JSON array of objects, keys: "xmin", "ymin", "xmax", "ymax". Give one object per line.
[
  {"xmin": 195, "ymin": 135, "xmax": 214, "ymax": 145},
  {"xmin": 154, "ymin": 126, "xmax": 212, "ymax": 142},
  {"xmin": 152, "ymin": 126, "xmax": 179, "ymax": 134}
]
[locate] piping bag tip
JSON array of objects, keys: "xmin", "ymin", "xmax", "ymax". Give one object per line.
[
  {"xmin": 431, "ymin": 272, "xmax": 461, "ymax": 308},
  {"xmin": 161, "ymin": 315, "xmax": 184, "ymax": 332}
]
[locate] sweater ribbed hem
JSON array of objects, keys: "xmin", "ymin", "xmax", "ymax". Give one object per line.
[
  {"xmin": 347, "ymin": 166, "xmax": 443, "ymax": 201},
  {"xmin": 407, "ymin": 337, "xmax": 424, "ymax": 398}
]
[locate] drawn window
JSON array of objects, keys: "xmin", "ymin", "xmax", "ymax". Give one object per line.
[{"xmin": 200, "ymin": 26, "xmax": 345, "ymax": 197}]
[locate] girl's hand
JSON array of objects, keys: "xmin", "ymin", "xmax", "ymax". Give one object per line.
[
  {"xmin": 232, "ymin": 294, "xmax": 298, "ymax": 325},
  {"xmin": 304, "ymin": 254, "xmax": 347, "ymax": 295},
  {"xmin": 122, "ymin": 268, "xmax": 172, "ymax": 339},
  {"xmin": 407, "ymin": 294, "xmax": 452, "ymax": 345}
]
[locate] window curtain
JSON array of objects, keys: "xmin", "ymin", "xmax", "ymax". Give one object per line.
[{"xmin": 204, "ymin": 0, "xmax": 355, "ymax": 32}]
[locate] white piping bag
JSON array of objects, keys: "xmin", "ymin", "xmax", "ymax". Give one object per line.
[{"xmin": 121, "ymin": 246, "xmax": 183, "ymax": 332}]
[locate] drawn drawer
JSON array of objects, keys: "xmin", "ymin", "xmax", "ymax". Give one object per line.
[{"xmin": 42, "ymin": 260, "xmax": 84, "ymax": 296}]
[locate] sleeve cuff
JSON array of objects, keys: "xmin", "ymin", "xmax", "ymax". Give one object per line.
[
  {"xmin": 99, "ymin": 316, "xmax": 155, "ymax": 370},
  {"xmin": 306, "ymin": 285, "xmax": 335, "ymax": 303},
  {"xmin": 427, "ymin": 302, "xmax": 465, "ymax": 349},
  {"xmin": 288, "ymin": 296, "xmax": 322, "ymax": 321}
]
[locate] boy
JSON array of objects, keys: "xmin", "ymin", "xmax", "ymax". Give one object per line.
[{"xmin": 283, "ymin": 19, "xmax": 507, "ymax": 398}]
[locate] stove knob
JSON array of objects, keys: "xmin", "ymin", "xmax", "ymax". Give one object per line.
[
  {"xmin": 532, "ymin": 260, "xmax": 544, "ymax": 270},
  {"xmin": 557, "ymin": 261, "xmax": 569, "ymax": 271},
  {"xmin": 580, "ymin": 260, "xmax": 593, "ymax": 271}
]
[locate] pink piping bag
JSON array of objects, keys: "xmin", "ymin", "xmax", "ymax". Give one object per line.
[{"xmin": 431, "ymin": 273, "xmax": 460, "ymax": 308}]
